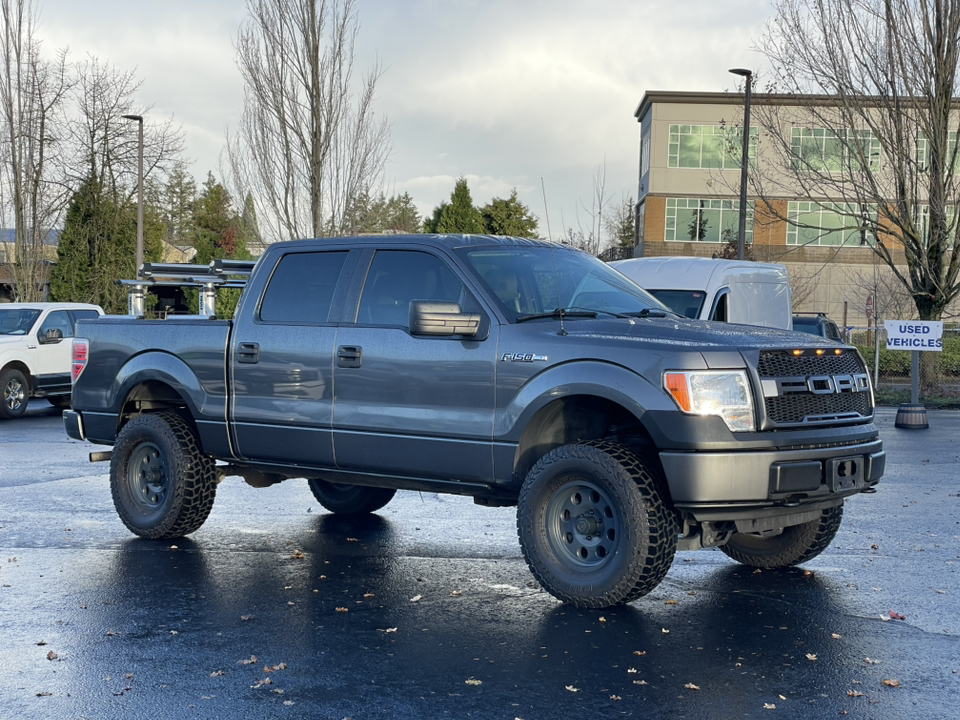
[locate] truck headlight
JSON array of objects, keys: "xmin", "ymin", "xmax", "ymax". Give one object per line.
[{"xmin": 664, "ymin": 370, "xmax": 755, "ymax": 433}]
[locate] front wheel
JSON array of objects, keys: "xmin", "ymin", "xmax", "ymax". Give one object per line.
[
  {"xmin": 719, "ymin": 504, "xmax": 844, "ymax": 568},
  {"xmin": 307, "ymin": 479, "xmax": 397, "ymax": 514},
  {"xmin": 110, "ymin": 411, "xmax": 217, "ymax": 539},
  {"xmin": 517, "ymin": 441, "xmax": 678, "ymax": 608},
  {"xmin": 0, "ymin": 367, "xmax": 28, "ymax": 419}
]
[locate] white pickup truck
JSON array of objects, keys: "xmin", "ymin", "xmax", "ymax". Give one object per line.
[{"xmin": 0, "ymin": 302, "xmax": 103, "ymax": 419}]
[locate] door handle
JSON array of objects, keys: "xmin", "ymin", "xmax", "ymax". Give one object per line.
[
  {"xmin": 237, "ymin": 342, "xmax": 260, "ymax": 364},
  {"xmin": 337, "ymin": 345, "xmax": 362, "ymax": 368}
]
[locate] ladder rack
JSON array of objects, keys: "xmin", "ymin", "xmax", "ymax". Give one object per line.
[{"xmin": 119, "ymin": 259, "xmax": 257, "ymax": 317}]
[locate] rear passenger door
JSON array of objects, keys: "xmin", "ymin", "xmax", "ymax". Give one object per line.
[
  {"xmin": 230, "ymin": 249, "xmax": 355, "ymax": 467},
  {"xmin": 331, "ymin": 248, "xmax": 498, "ymax": 483}
]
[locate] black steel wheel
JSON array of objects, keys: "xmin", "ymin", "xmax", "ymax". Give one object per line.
[
  {"xmin": 719, "ymin": 504, "xmax": 844, "ymax": 568},
  {"xmin": 517, "ymin": 441, "xmax": 678, "ymax": 608},
  {"xmin": 0, "ymin": 367, "xmax": 28, "ymax": 419},
  {"xmin": 307, "ymin": 478, "xmax": 397, "ymax": 515},
  {"xmin": 110, "ymin": 411, "xmax": 217, "ymax": 539}
]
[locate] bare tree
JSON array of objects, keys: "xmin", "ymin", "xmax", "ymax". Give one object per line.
[
  {"xmin": 751, "ymin": 0, "xmax": 960, "ymax": 322},
  {"xmin": 223, "ymin": 0, "xmax": 391, "ymax": 244},
  {"xmin": 68, "ymin": 57, "xmax": 184, "ymax": 202},
  {"xmin": 0, "ymin": 0, "xmax": 70, "ymax": 301}
]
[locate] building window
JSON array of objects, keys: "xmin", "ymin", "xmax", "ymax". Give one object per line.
[
  {"xmin": 665, "ymin": 198, "xmax": 753, "ymax": 244},
  {"xmin": 786, "ymin": 202, "xmax": 877, "ymax": 246},
  {"xmin": 640, "ymin": 132, "xmax": 651, "ymax": 178},
  {"xmin": 667, "ymin": 125, "xmax": 757, "ymax": 169},
  {"xmin": 791, "ymin": 127, "xmax": 881, "ymax": 172},
  {"xmin": 916, "ymin": 131, "xmax": 958, "ymax": 171},
  {"xmin": 636, "ymin": 201, "xmax": 646, "ymax": 247}
]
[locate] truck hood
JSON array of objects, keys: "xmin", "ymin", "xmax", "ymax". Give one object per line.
[{"xmin": 559, "ymin": 316, "xmax": 823, "ymax": 352}]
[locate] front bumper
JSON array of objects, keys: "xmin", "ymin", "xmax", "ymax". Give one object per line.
[{"xmin": 660, "ymin": 438, "xmax": 883, "ymax": 515}]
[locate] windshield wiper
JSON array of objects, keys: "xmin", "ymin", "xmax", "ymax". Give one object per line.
[
  {"xmin": 622, "ymin": 308, "xmax": 670, "ymax": 318},
  {"xmin": 516, "ymin": 309, "xmax": 598, "ymax": 323}
]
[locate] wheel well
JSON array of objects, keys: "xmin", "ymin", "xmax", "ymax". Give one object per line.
[
  {"xmin": 514, "ymin": 395, "xmax": 660, "ymax": 482},
  {"xmin": 119, "ymin": 380, "xmax": 190, "ymax": 430},
  {"xmin": 1, "ymin": 361, "xmax": 32, "ymax": 391}
]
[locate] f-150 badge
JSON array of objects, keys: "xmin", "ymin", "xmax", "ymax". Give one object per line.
[{"xmin": 501, "ymin": 353, "xmax": 548, "ymax": 363}]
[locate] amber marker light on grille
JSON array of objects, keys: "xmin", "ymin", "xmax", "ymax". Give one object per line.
[
  {"xmin": 664, "ymin": 373, "xmax": 691, "ymax": 412},
  {"xmin": 816, "ymin": 348, "xmax": 825, "ymax": 355},
  {"xmin": 792, "ymin": 349, "xmax": 803, "ymax": 356}
]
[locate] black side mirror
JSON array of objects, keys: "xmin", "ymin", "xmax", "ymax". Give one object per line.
[
  {"xmin": 409, "ymin": 301, "xmax": 481, "ymax": 337},
  {"xmin": 40, "ymin": 328, "xmax": 64, "ymax": 344}
]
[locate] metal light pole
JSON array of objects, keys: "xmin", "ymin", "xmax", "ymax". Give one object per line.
[
  {"xmin": 122, "ymin": 114, "xmax": 144, "ymax": 273},
  {"xmin": 729, "ymin": 68, "xmax": 752, "ymax": 261}
]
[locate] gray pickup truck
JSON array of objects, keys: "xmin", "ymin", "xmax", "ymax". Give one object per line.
[{"xmin": 64, "ymin": 234, "xmax": 883, "ymax": 608}]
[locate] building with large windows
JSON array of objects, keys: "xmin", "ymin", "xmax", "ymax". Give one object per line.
[{"xmin": 633, "ymin": 91, "xmax": 910, "ymax": 326}]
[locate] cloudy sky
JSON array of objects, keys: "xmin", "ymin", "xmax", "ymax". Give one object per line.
[{"xmin": 34, "ymin": 0, "xmax": 772, "ymax": 242}]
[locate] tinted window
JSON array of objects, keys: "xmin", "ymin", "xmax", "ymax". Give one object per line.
[
  {"xmin": 260, "ymin": 251, "xmax": 348, "ymax": 323},
  {"xmin": 39, "ymin": 310, "xmax": 74, "ymax": 339},
  {"xmin": 358, "ymin": 251, "xmax": 463, "ymax": 328}
]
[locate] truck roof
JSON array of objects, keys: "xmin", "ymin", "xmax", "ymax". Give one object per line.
[
  {"xmin": 610, "ymin": 256, "xmax": 789, "ymax": 291},
  {"xmin": 275, "ymin": 234, "xmax": 559, "ymax": 251}
]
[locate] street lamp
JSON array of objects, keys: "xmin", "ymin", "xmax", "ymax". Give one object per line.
[
  {"xmin": 122, "ymin": 114, "xmax": 144, "ymax": 273},
  {"xmin": 729, "ymin": 68, "xmax": 752, "ymax": 261}
]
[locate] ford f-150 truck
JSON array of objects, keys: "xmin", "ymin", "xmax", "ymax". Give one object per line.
[
  {"xmin": 64, "ymin": 235, "xmax": 883, "ymax": 608},
  {"xmin": 1, "ymin": 302, "xmax": 103, "ymax": 419}
]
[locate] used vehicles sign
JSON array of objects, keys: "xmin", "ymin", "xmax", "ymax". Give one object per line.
[{"xmin": 884, "ymin": 320, "xmax": 943, "ymax": 351}]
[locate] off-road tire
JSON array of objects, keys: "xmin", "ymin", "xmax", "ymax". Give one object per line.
[
  {"xmin": 307, "ymin": 479, "xmax": 397, "ymax": 515},
  {"xmin": 719, "ymin": 504, "xmax": 844, "ymax": 568},
  {"xmin": 110, "ymin": 411, "xmax": 217, "ymax": 539},
  {"xmin": 517, "ymin": 440, "xmax": 678, "ymax": 608},
  {"xmin": 0, "ymin": 367, "xmax": 28, "ymax": 419}
]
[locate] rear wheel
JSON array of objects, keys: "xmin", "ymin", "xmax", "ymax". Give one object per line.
[
  {"xmin": 0, "ymin": 367, "xmax": 28, "ymax": 419},
  {"xmin": 307, "ymin": 479, "xmax": 397, "ymax": 514},
  {"xmin": 517, "ymin": 441, "xmax": 678, "ymax": 608},
  {"xmin": 719, "ymin": 504, "xmax": 844, "ymax": 568},
  {"xmin": 110, "ymin": 411, "xmax": 217, "ymax": 539}
]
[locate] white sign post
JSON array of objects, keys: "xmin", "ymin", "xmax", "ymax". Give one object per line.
[{"xmin": 884, "ymin": 320, "xmax": 943, "ymax": 429}]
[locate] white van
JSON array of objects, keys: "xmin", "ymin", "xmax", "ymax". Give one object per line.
[{"xmin": 610, "ymin": 257, "xmax": 792, "ymax": 330}]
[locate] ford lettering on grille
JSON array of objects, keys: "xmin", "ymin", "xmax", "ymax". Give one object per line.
[{"xmin": 764, "ymin": 373, "xmax": 871, "ymax": 397}]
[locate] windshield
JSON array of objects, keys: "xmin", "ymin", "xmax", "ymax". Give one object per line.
[
  {"xmin": 0, "ymin": 308, "xmax": 41, "ymax": 335},
  {"xmin": 456, "ymin": 245, "xmax": 671, "ymax": 322},
  {"xmin": 646, "ymin": 290, "xmax": 706, "ymax": 319}
]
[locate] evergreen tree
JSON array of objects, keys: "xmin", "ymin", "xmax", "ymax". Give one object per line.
[
  {"xmin": 424, "ymin": 178, "xmax": 484, "ymax": 233},
  {"xmin": 384, "ymin": 192, "xmax": 421, "ymax": 233},
  {"xmin": 162, "ymin": 162, "xmax": 198, "ymax": 247},
  {"xmin": 480, "ymin": 190, "xmax": 539, "ymax": 238}
]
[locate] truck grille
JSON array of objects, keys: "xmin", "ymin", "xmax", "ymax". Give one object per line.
[{"xmin": 758, "ymin": 350, "xmax": 872, "ymax": 426}]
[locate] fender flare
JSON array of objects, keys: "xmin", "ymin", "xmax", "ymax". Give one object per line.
[{"xmin": 111, "ymin": 350, "xmax": 224, "ymax": 425}]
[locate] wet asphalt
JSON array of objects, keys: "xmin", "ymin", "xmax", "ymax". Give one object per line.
[{"xmin": 0, "ymin": 403, "xmax": 957, "ymax": 720}]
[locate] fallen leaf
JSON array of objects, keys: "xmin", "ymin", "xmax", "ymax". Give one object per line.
[
  {"xmin": 263, "ymin": 663, "xmax": 287, "ymax": 673},
  {"xmin": 169, "ymin": 630, "xmax": 179, "ymax": 635},
  {"xmin": 410, "ymin": 595, "xmax": 422, "ymax": 603},
  {"xmin": 565, "ymin": 685, "xmax": 579, "ymax": 692},
  {"xmin": 848, "ymin": 690, "xmax": 864, "ymax": 698},
  {"xmin": 36, "ymin": 692, "xmax": 52, "ymax": 697},
  {"xmin": 346, "ymin": 538, "xmax": 359, "ymax": 542},
  {"xmin": 291, "ymin": 550, "xmax": 305, "ymax": 560},
  {"xmin": 210, "ymin": 670, "xmax": 225, "ymax": 677},
  {"xmin": 450, "ymin": 590, "xmax": 462, "ymax": 597},
  {"xmin": 889, "ymin": 610, "xmax": 906, "ymax": 620},
  {"xmin": 363, "ymin": 593, "xmax": 375, "ymax": 598},
  {"xmin": 283, "ymin": 701, "xmax": 295, "ymax": 706},
  {"xmin": 598, "ymin": 616, "xmax": 607, "ymax": 622},
  {"xmin": 335, "ymin": 607, "xmax": 349, "ymax": 612},
  {"xmin": 865, "ymin": 658, "xmax": 881, "ymax": 665},
  {"xmin": 633, "ymin": 680, "xmax": 648, "ymax": 686},
  {"xmin": 610, "ymin": 694, "xmax": 621, "ymax": 700},
  {"xmin": 882, "ymin": 679, "xmax": 901, "ymax": 687},
  {"xmin": 831, "ymin": 633, "xmax": 842, "ymax": 639},
  {"xmin": 46, "ymin": 651, "xmax": 58, "ymax": 661},
  {"xmin": 238, "ymin": 656, "xmax": 258, "ymax": 665},
  {"xmin": 665, "ymin": 599, "xmax": 678, "ymax": 605},
  {"xmin": 764, "ymin": 703, "xmax": 776, "ymax": 709},
  {"xmin": 661, "ymin": 628, "xmax": 670, "ymax": 634},
  {"xmin": 627, "ymin": 668, "xmax": 638, "ymax": 674},
  {"xmin": 380, "ymin": 627, "xmax": 398, "ymax": 633},
  {"xmin": 806, "ymin": 654, "xmax": 817, "ymax": 661},
  {"xmin": 465, "ymin": 678, "xmax": 482, "ymax": 686},
  {"xmin": 633, "ymin": 650, "xmax": 647, "ymax": 656},
  {"xmin": 36, "ymin": 641, "xmax": 47, "ymax": 646},
  {"xmin": 106, "ymin": 629, "xmax": 116, "ymax": 636},
  {"xmin": 240, "ymin": 615, "xmax": 254, "ymax": 621},
  {"xmin": 685, "ymin": 683, "xmax": 700, "ymax": 691}
]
